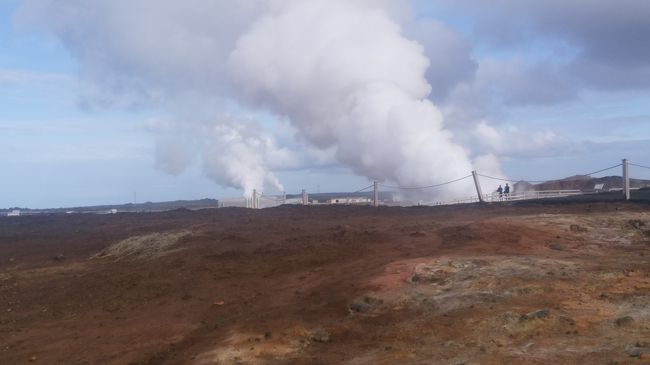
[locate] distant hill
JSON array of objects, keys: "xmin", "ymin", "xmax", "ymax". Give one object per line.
[
  {"xmin": 1, "ymin": 198, "xmax": 219, "ymax": 215},
  {"xmin": 515, "ymin": 175, "xmax": 650, "ymax": 192}
]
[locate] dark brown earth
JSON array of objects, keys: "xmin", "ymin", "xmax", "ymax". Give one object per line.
[{"xmin": 1, "ymin": 202, "xmax": 650, "ymax": 364}]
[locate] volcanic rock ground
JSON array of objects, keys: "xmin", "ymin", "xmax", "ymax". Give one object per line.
[{"xmin": 1, "ymin": 202, "xmax": 650, "ymax": 364}]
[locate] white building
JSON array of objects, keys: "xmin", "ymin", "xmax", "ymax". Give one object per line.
[
  {"xmin": 7, "ymin": 210, "xmax": 20, "ymax": 217},
  {"xmin": 327, "ymin": 197, "xmax": 371, "ymax": 205}
]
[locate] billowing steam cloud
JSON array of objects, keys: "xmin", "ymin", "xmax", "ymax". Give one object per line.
[
  {"xmin": 17, "ymin": 0, "xmax": 499, "ymax": 198},
  {"xmin": 229, "ymin": 1, "xmax": 475, "ymax": 190},
  {"xmin": 148, "ymin": 113, "xmax": 291, "ymax": 197}
]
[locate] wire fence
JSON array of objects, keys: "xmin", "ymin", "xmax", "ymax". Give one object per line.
[
  {"xmin": 376, "ymin": 174, "xmax": 476, "ymax": 206},
  {"xmin": 216, "ymin": 159, "xmax": 650, "ymax": 209},
  {"xmin": 378, "ymin": 174, "xmax": 474, "ymax": 190},
  {"xmin": 6, "ymin": 160, "xmax": 647, "ymax": 216}
]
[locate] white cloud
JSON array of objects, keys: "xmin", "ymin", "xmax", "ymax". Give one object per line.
[{"xmin": 473, "ymin": 120, "xmax": 569, "ymax": 158}]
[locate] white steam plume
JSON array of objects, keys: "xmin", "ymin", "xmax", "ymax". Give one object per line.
[
  {"xmin": 229, "ymin": 1, "xmax": 474, "ymax": 196},
  {"xmin": 17, "ymin": 0, "xmax": 489, "ymax": 199},
  {"xmin": 147, "ymin": 114, "xmax": 290, "ymax": 197}
]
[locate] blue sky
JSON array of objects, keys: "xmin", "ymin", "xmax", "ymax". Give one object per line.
[{"xmin": 2, "ymin": 1, "xmax": 650, "ymax": 208}]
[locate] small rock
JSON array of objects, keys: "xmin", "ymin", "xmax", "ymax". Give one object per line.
[
  {"xmin": 548, "ymin": 243, "xmax": 565, "ymax": 251},
  {"xmin": 449, "ymin": 260, "xmax": 483, "ymax": 269},
  {"xmin": 8, "ymin": 258, "xmax": 15, "ymax": 262},
  {"xmin": 409, "ymin": 231, "xmax": 426, "ymax": 237},
  {"xmin": 616, "ymin": 316, "xmax": 634, "ymax": 327},
  {"xmin": 628, "ymin": 219, "xmax": 646, "ymax": 230},
  {"xmin": 363, "ymin": 296, "xmax": 383, "ymax": 306},
  {"xmin": 520, "ymin": 309, "xmax": 549, "ymax": 321},
  {"xmin": 410, "ymin": 265, "xmax": 450, "ymax": 284},
  {"xmin": 569, "ymin": 224, "xmax": 587, "ymax": 232},
  {"xmin": 349, "ymin": 301, "xmax": 372, "ymax": 313},
  {"xmin": 264, "ymin": 331, "xmax": 272, "ymax": 340},
  {"xmin": 559, "ymin": 316, "xmax": 576, "ymax": 326},
  {"xmin": 310, "ymin": 327, "xmax": 330, "ymax": 343},
  {"xmin": 53, "ymin": 254, "xmax": 65, "ymax": 261},
  {"xmin": 625, "ymin": 344, "xmax": 642, "ymax": 357},
  {"xmin": 349, "ymin": 296, "xmax": 383, "ymax": 313},
  {"xmin": 29, "ymin": 356, "xmax": 37, "ymax": 362}
]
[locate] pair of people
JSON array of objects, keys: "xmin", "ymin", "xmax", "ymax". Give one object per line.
[{"xmin": 496, "ymin": 183, "xmax": 510, "ymax": 199}]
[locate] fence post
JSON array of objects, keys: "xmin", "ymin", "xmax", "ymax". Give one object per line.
[
  {"xmin": 622, "ymin": 158, "xmax": 630, "ymax": 200},
  {"xmin": 471, "ymin": 171, "xmax": 485, "ymax": 203},
  {"xmin": 373, "ymin": 181, "xmax": 379, "ymax": 207},
  {"xmin": 302, "ymin": 189, "xmax": 308, "ymax": 205}
]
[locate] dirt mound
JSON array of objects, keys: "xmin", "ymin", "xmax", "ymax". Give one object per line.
[{"xmin": 92, "ymin": 231, "xmax": 188, "ymax": 260}]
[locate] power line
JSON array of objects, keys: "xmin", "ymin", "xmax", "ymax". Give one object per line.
[
  {"xmin": 477, "ymin": 174, "xmax": 545, "ymax": 184},
  {"xmin": 582, "ymin": 163, "xmax": 623, "ymax": 176},
  {"xmin": 379, "ymin": 174, "xmax": 473, "ymax": 190},
  {"xmin": 478, "ymin": 163, "xmax": 622, "ymax": 184},
  {"xmin": 630, "ymin": 163, "xmax": 650, "ymax": 170},
  {"xmin": 351, "ymin": 184, "xmax": 374, "ymax": 194}
]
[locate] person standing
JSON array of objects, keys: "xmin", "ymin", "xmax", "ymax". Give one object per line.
[
  {"xmin": 504, "ymin": 183, "xmax": 510, "ymax": 199},
  {"xmin": 497, "ymin": 185, "xmax": 503, "ymax": 200}
]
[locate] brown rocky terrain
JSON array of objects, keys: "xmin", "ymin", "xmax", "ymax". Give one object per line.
[{"xmin": 1, "ymin": 202, "xmax": 650, "ymax": 364}]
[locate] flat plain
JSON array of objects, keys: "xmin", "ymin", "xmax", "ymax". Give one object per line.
[{"xmin": 1, "ymin": 202, "xmax": 650, "ymax": 364}]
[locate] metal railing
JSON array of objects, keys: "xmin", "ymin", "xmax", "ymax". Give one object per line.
[{"xmin": 483, "ymin": 189, "xmax": 584, "ymax": 202}]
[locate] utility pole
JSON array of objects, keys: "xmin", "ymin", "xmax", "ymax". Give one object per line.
[
  {"xmin": 472, "ymin": 171, "xmax": 485, "ymax": 202},
  {"xmin": 622, "ymin": 159, "xmax": 630, "ymax": 201},
  {"xmin": 373, "ymin": 181, "xmax": 379, "ymax": 207}
]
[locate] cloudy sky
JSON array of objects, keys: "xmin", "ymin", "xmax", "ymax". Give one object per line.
[{"xmin": 1, "ymin": 0, "xmax": 650, "ymax": 208}]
